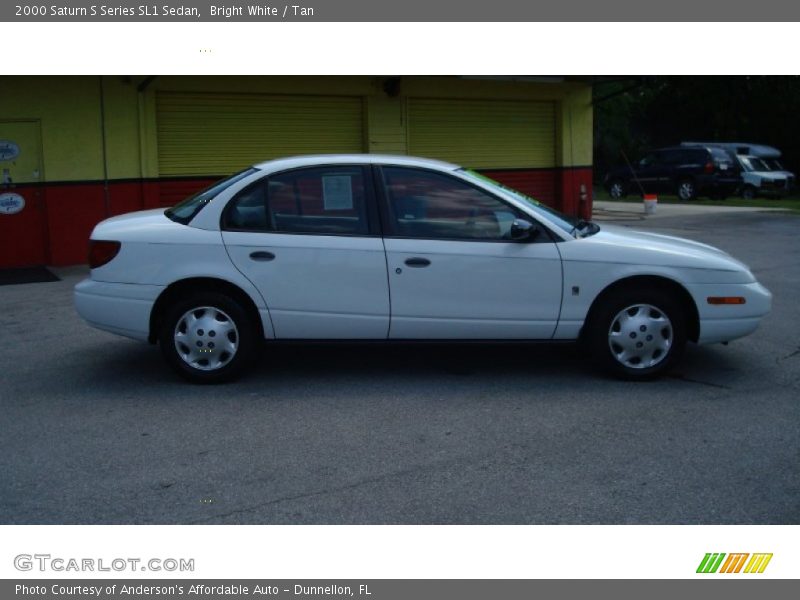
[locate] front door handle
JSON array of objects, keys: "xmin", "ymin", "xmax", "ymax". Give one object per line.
[
  {"xmin": 249, "ymin": 251, "xmax": 275, "ymax": 261},
  {"xmin": 404, "ymin": 257, "xmax": 431, "ymax": 268}
]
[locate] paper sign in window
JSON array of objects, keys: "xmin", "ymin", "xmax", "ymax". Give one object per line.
[{"xmin": 322, "ymin": 175, "xmax": 354, "ymax": 210}]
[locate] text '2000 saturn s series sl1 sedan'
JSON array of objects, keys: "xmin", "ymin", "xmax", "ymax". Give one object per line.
[{"xmin": 74, "ymin": 155, "xmax": 772, "ymax": 383}]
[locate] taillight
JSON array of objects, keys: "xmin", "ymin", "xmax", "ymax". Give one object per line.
[
  {"xmin": 704, "ymin": 161, "xmax": 715, "ymax": 174},
  {"xmin": 88, "ymin": 240, "xmax": 121, "ymax": 269}
]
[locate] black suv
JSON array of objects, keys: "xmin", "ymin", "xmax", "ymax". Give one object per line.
[{"xmin": 603, "ymin": 146, "xmax": 741, "ymax": 200}]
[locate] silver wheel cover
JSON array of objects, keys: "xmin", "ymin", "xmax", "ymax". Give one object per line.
[
  {"xmin": 174, "ymin": 306, "xmax": 239, "ymax": 371},
  {"xmin": 608, "ymin": 303, "xmax": 673, "ymax": 369}
]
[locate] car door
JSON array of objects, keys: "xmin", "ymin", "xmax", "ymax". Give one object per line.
[
  {"xmin": 635, "ymin": 151, "xmax": 670, "ymax": 193},
  {"xmin": 377, "ymin": 166, "xmax": 563, "ymax": 339},
  {"xmin": 221, "ymin": 165, "xmax": 390, "ymax": 339}
]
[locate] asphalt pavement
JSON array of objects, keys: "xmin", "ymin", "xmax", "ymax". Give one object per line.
[{"xmin": 1, "ymin": 208, "xmax": 798, "ymax": 524}]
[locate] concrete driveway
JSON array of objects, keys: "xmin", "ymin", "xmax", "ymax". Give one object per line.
[{"xmin": 593, "ymin": 199, "xmax": 789, "ymax": 220}]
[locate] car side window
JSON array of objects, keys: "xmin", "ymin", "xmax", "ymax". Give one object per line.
[
  {"xmin": 639, "ymin": 153, "xmax": 657, "ymax": 167},
  {"xmin": 224, "ymin": 166, "xmax": 370, "ymax": 235},
  {"xmin": 380, "ymin": 167, "xmax": 521, "ymax": 241}
]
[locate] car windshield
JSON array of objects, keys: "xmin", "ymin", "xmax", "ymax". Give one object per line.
[
  {"xmin": 458, "ymin": 169, "xmax": 582, "ymax": 236},
  {"xmin": 165, "ymin": 168, "xmax": 258, "ymax": 224},
  {"xmin": 765, "ymin": 158, "xmax": 785, "ymax": 171},
  {"xmin": 739, "ymin": 156, "xmax": 769, "ymax": 172}
]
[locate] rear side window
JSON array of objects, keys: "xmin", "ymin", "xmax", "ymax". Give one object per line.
[
  {"xmin": 681, "ymin": 149, "xmax": 707, "ymax": 163},
  {"xmin": 223, "ymin": 166, "xmax": 371, "ymax": 236},
  {"xmin": 661, "ymin": 150, "xmax": 684, "ymax": 164},
  {"xmin": 166, "ymin": 168, "xmax": 257, "ymax": 225}
]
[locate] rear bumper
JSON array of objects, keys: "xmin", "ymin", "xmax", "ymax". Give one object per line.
[
  {"xmin": 74, "ymin": 278, "xmax": 164, "ymax": 342},
  {"xmin": 698, "ymin": 176, "xmax": 740, "ymax": 195}
]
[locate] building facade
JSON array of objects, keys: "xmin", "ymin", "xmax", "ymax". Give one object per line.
[{"xmin": 0, "ymin": 76, "xmax": 593, "ymax": 268}]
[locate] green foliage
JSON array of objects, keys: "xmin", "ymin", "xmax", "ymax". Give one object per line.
[{"xmin": 594, "ymin": 76, "xmax": 800, "ymax": 181}]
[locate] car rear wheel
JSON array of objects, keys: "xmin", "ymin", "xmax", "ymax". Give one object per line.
[
  {"xmin": 587, "ymin": 287, "xmax": 686, "ymax": 379},
  {"xmin": 742, "ymin": 185, "xmax": 757, "ymax": 200},
  {"xmin": 608, "ymin": 180, "xmax": 627, "ymax": 200},
  {"xmin": 676, "ymin": 180, "xmax": 697, "ymax": 201},
  {"xmin": 159, "ymin": 291, "xmax": 258, "ymax": 383}
]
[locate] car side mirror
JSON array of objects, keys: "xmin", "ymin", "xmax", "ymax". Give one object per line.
[{"xmin": 510, "ymin": 218, "xmax": 538, "ymax": 241}]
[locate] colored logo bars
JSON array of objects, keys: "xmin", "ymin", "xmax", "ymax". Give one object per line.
[{"xmin": 696, "ymin": 553, "xmax": 773, "ymax": 574}]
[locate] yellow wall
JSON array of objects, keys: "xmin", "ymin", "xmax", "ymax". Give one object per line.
[
  {"xmin": 0, "ymin": 76, "xmax": 593, "ymax": 183},
  {"xmin": 1, "ymin": 76, "xmax": 104, "ymax": 182}
]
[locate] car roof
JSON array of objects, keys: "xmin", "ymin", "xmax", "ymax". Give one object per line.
[
  {"xmin": 254, "ymin": 154, "xmax": 461, "ymax": 172},
  {"xmin": 682, "ymin": 141, "xmax": 781, "ymax": 158},
  {"xmin": 657, "ymin": 145, "xmax": 708, "ymax": 152}
]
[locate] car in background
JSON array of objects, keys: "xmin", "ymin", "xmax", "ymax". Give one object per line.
[
  {"xmin": 735, "ymin": 155, "xmax": 792, "ymax": 199},
  {"xmin": 682, "ymin": 142, "xmax": 795, "ymax": 198},
  {"xmin": 603, "ymin": 146, "xmax": 740, "ymax": 201},
  {"xmin": 75, "ymin": 154, "xmax": 772, "ymax": 383}
]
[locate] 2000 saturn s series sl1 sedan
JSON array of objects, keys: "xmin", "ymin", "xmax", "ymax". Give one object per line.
[{"xmin": 74, "ymin": 155, "xmax": 772, "ymax": 383}]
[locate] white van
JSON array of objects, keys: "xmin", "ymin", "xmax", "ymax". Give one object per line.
[{"xmin": 682, "ymin": 142, "xmax": 795, "ymax": 198}]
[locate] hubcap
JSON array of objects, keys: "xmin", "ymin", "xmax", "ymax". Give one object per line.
[
  {"xmin": 608, "ymin": 304, "xmax": 673, "ymax": 369},
  {"xmin": 679, "ymin": 183, "xmax": 694, "ymax": 199},
  {"xmin": 174, "ymin": 306, "xmax": 238, "ymax": 371},
  {"xmin": 610, "ymin": 183, "xmax": 623, "ymax": 198}
]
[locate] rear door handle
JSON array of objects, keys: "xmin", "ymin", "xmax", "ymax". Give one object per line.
[
  {"xmin": 249, "ymin": 251, "xmax": 275, "ymax": 261},
  {"xmin": 404, "ymin": 257, "xmax": 431, "ymax": 268}
]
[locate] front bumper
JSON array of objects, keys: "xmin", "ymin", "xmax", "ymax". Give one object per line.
[
  {"xmin": 685, "ymin": 281, "xmax": 772, "ymax": 344},
  {"xmin": 74, "ymin": 278, "xmax": 164, "ymax": 341}
]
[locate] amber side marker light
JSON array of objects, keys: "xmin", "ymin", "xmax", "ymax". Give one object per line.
[{"xmin": 707, "ymin": 296, "xmax": 746, "ymax": 305}]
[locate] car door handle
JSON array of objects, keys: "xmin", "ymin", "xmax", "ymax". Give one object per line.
[
  {"xmin": 404, "ymin": 257, "xmax": 431, "ymax": 268},
  {"xmin": 249, "ymin": 251, "xmax": 275, "ymax": 261}
]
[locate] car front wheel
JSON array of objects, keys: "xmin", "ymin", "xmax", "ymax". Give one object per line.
[
  {"xmin": 676, "ymin": 180, "xmax": 697, "ymax": 201},
  {"xmin": 608, "ymin": 180, "xmax": 627, "ymax": 200},
  {"xmin": 587, "ymin": 287, "xmax": 686, "ymax": 379},
  {"xmin": 159, "ymin": 291, "xmax": 258, "ymax": 383}
]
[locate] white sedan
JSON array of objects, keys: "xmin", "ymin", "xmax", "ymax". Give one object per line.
[{"xmin": 74, "ymin": 155, "xmax": 772, "ymax": 383}]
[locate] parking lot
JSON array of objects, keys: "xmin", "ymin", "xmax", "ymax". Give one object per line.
[{"xmin": 1, "ymin": 208, "xmax": 798, "ymax": 525}]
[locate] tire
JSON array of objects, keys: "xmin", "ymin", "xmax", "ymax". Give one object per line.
[
  {"xmin": 587, "ymin": 286, "xmax": 687, "ymax": 380},
  {"xmin": 676, "ymin": 179, "xmax": 697, "ymax": 201},
  {"xmin": 742, "ymin": 185, "xmax": 757, "ymax": 200},
  {"xmin": 159, "ymin": 291, "xmax": 258, "ymax": 383},
  {"xmin": 608, "ymin": 179, "xmax": 627, "ymax": 200}
]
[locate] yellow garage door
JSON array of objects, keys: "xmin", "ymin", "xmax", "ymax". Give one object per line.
[
  {"xmin": 408, "ymin": 98, "xmax": 555, "ymax": 169},
  {"xmin": 156, "ymin": 92, "xmax": 365, "ymax": 176}
]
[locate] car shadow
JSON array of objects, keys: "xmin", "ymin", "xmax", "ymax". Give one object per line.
[
  {"xmin": 71, "ymin": 337, "xmax": 745, "ymax": 395},
  {"xmin": 74, "ymin": 340, "xmax": 588, "ymax": 386}
]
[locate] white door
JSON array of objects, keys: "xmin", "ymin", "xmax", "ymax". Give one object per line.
[
  {"xmin": 379, "ymin": 166, "xmax": 563, "ymax": 339},
  {"xmin": 222, "ymin": 165, "xmax": 390, "ymax": 339}
]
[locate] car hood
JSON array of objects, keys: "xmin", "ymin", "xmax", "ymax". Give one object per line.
[
  {"xmin": 564, "ymin": 224, "xmax": 752, "ymax": 274},
  {"xmin": 746, "ymin": 170, "xmax": 787, "ymax": 181}
]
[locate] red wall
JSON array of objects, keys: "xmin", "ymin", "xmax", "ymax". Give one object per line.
[
  {"xmin": 484, "ymin": 167, "xmax": 594, "ymax": 221},
  {"xmin": 3, "ymin": 169, "xmax": 592, "ymax": 268}
]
